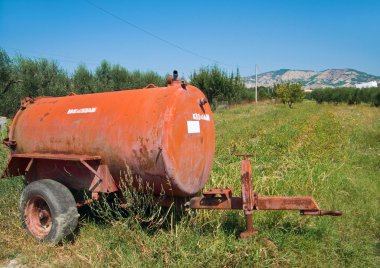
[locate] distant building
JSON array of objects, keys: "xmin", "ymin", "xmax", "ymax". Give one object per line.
[
  {"xmin": 304, "ymin": 89, "xmax": 313, "ymax": 93},
  {"xmin": 355, "ymin": 81, "xmax": 378, "ymax": 89}
]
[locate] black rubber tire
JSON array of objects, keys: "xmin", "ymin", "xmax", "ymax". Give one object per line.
[{"xmin": 19, "ymin": 179, "xmax": 79, "ymax": 244}]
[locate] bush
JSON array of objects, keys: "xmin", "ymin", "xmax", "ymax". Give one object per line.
[{"xmin": 274, "ymin": 83, "xmax": 304, "ymax": 108}]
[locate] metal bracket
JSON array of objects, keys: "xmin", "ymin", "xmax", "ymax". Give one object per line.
[
  {"xmin": 80, "ymin": 159, "xmax": 104, "ymax": 192},
  {"xmin": 144, "ymin": 83, "xmax": 158, "ymax": 89},
  {"xmin": 203, "ymin": 188, "xmax": 232, "ymax": 199},
  {"xmin": 20, "ymin": 97, "xmax": 34, "ymax": 109},
  {"xmin": 2, "ymin": 138, "xmax": 17, "ymax": 150}
]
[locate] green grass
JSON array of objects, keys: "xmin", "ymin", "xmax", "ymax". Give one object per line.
[{"xmin": 0, "ymin": 102, "xmax": 379, "ymax": 267}]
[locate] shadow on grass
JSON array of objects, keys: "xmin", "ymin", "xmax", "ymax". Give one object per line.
[{"xmin": 220, "ymin": 212, "xmax": 245, "ymax": 237}]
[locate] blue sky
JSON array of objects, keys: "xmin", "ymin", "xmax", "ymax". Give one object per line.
[{"xmin": 1, "ymin": 0, "xmax": 379, "ymax": 77}]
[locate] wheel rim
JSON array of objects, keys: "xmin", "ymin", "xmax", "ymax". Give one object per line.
[{"xmin": 24, "ymin": 196, "xmax": 52, "ymax": 239}]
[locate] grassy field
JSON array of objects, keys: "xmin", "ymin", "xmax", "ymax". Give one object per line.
[{"xmin": 0, "ymin": 101, "xmax": 379, "ymax": 267}]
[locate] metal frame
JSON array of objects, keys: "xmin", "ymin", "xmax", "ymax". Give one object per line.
[
  {"xmin": 2, "ymin": 153, "xmax": 117, "ymax": 193},
  {"xmin": 188, "ymin": 154, "xmax": 342, "ymax": 239},
  {"xmin": 2, "ymin": 150, "xmax": 341, "ymax": 239}
]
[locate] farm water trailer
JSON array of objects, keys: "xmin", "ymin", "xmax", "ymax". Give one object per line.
[{"xmin": 2, "ymin": 71, "xmax": 341, "ymax": 243}]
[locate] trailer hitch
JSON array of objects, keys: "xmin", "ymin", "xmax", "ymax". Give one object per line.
[{"xmin": 188, "ymin": 153, "xmax": 342, "ymax": 239}]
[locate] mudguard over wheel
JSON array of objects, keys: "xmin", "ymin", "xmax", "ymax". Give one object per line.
[{"xmin": 19, "ymin": 179, "xmax": 79, "ymax": 244}]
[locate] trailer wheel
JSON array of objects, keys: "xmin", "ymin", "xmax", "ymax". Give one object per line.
[{"xmin": 20, "ymin": 179, "xmax": 79, "ymax": 244}]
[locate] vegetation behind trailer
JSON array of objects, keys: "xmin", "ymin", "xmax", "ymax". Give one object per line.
[{"xmin": 0, "ymin": 102, "xmax": 379, "ymax": 267}]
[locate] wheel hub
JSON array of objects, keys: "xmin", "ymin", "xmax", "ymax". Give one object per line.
[{"xmin": 24, "ymin": 196, "xmax": 52, "ymax": 238}]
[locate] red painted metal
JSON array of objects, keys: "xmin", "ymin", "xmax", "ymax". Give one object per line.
[
  {"xmin": 3, "ymin": 80, "xmax": 215, "ymax": 197},
  {"xmin": 257, "ymin": 196, "xmax": 320, "ymax": 210},
  {"xmin": 10, "ymin": 153, "xmax": 101, "ymax": 161},
  {"xmin": 187, "ymin": 195, "xmax": 323, "ymax": 211}
]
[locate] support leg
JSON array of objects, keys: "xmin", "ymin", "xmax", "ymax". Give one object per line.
[
  {"xmin": 240, "ymin": 213, "xmax": 256, "ymax": 239},
  {"xmin": 239, "ymin": 155, "xmax": 257, "ymax": 239}
]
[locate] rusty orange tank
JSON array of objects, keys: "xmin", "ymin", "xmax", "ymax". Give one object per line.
[
  {"xmin": 4, "ymin": 79, "xmax": 215, "ymax": 197},
  {"xmin": 2, "ymin": 72, "xmax": 342, "ymax": 244}
]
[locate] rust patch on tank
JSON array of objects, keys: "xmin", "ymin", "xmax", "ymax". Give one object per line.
[
  {"xmin": 40, "ymin": 112, "xmax": 50, "ymax": 122},
  {"xmin": 132, "ymin": 137, "xmax": 156, "ymax": 172}
]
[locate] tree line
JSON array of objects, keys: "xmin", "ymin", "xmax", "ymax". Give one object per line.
[
  {"xmin": 2, "ymin": 48, "xmax": 378, "ymax": 118},
  {"xmin": 0, "ymin": 48, "xmax": 267, "ymax": 116},
  {"xmin": 309, "ymin": 87, "xmax": 380, "ymax": 106},
  {"xmin": 0, "ymin": 48, "xmax": 166, "ymax": 116},
  {"xmin": 0, "ymin": 47, "xmax": 310, "ymax": 117}
]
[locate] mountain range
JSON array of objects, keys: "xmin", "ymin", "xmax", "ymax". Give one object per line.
[{"xmin": 244, "ymin": 69, "xmax": 380, "ymax": 89}]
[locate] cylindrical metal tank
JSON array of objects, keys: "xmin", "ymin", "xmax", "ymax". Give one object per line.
[{"xmin": 9, "ymin": 81, "xmax": 215, "ymax": 197}]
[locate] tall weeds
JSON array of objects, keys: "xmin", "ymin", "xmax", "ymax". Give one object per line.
[{"xmin": 88, "ymin": 170, "xmax": 173, "ymax": 231}]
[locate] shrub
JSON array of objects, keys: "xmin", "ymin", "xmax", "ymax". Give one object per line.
[{"xmin": 274, "ymin": 83, "xmax": 304, "ymax": 108}]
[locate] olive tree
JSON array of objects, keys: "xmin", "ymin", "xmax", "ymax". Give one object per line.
[
  {"xmin": 94, "ymin": 61, "xmax": 165, "ymax": 91},
  {"xmin": 0, "ymin": 52, "xmax": 70, "ymax": 116},
  {"xmin": 190, "ymin": 65, "xmax": 244, "ymax": 107},
  {"xmin": 72, "ymin": 64, "xmax": 95, "ymax": 94},
  {"xmin": 274, "ymin": 83, "xmax": 304, "ymax": 108},
  {"xmin": 0, "ymin": 48, "xmax": 15, "ymax": 96},
  {"xmin": 95, "ymin": 60, "xmax": 114, "ymax": 92}
]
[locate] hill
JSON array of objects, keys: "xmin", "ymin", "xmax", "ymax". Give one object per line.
[{"xmin": 244, "ymin": 69, "xmax": 380, "ymax": 89}]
